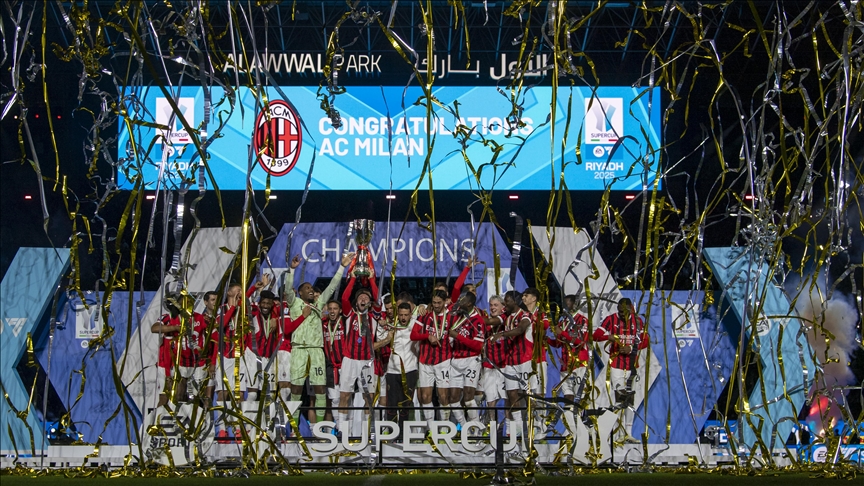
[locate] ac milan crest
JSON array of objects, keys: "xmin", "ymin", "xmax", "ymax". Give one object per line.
[{"xmin": 253, "ymin": 100, "xmax": 302, "ymax": 176}]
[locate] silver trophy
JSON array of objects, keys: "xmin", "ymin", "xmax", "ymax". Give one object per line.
[{"xmin": 351, "ymin": 219, "xmax": 375, "ymax": 277}]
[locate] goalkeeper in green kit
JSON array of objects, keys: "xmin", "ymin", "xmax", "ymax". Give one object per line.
[{"xmin": 283, "ymin": 252, "xmax": 353, "ymax": 424}]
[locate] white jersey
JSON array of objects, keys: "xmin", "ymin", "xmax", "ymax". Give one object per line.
[{"xmin": 386, "ymin": 319, "xmax": 419, "ymax": 374}]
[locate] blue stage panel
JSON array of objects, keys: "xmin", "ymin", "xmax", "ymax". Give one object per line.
[
  {"xmin": 703, "ymin": 247, "xmax": 815, "ymax": 450},
  {"xmin": 35, "ymin": 291, "xmax": 155, "ymax": 445},
  {"xmin": 0, "ymin": 248, "xmax": 70, "ymax": 453},
  {"xmin": 622, "ymin": 291, "xmax": 736, "ymax": 444}
]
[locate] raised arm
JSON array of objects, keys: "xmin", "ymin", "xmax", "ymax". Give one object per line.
[
  {"xmin": 247, "ymin": 273, "xmax": 274, "ymax": 299},
  {"xmin": 451, "ymin": 257, "xmax": 473, "ymax": 302},
  {"xmin": 284, "ymin": 255, "xmax": 301, "ymax": 306},
  {"xmin": 319, "ymin": 253, "xmax": 353, "ymax": 306},
  {"xmin": 341, "ymin": 275, "xmax": 356, "ymax": 315},
  {"xmin": 369, "ymin": 272, "xmax": 380, "ymax": 303}
]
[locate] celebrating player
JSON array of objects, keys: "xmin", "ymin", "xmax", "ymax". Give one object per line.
[
  {"xmin": 321, "ymin": 300, "xmax": 345, "ymax": 423},
  {"xmin": 547, "ymin": 294, "xmax": 590, "ymax": 432},
  {"xmin": 480, "ymin": 295, "xmax": 508, "ymax": 425},
  {"xmin": 337, "ymin": 272, "xmax": 388, "ymax": 436},
  {"xmin": 447, "ymin": 291, "xmax": 486, "ymax": 427},
  {"xmin": 282, "ymin": 253, "xmax": 351, "ymax": 424},
  {"xmin": 411, "ymin": 289, "xmax": 454, "ymax": 429},
  {"xmin": 489, "ymin": 290, "xmax": 533, "ymax": 436},
  {"xmin": 384, "ymin": 302, "xmax": 419, "ymax": 427},
  {"xmin": 593, "ymin": 298, "xmax": 649, "ymax": 444}
]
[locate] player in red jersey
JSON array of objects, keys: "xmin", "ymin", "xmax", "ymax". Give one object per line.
[
  {"xmin": 246, "ymin": 289, "xmax": 307, "ymax": 402},
  {"xmin": 248, "ymin": 274, "xmax": 296, "ymax": 404},
  {"xmin": 520, "ymin": 288, "xmax": 552, "ymax": 436},
  {"xmin": 321, "ymin": 300, "xmax": 345, "ymax": 423},
  {"xmin": 151, "ymin": 294, "xmax": 209, "ymax": 405},
  {"xmin": 200, "ymin": 290, "xmax": 221, "ymax": 404},
  {"xmin": 548, "ymin": 294, "xmax": 590, "ymax": 405},
  {"xmin": 337, "ymin": 279, "xmax": 389, "ymax": 436},
  {"xmin": 447, "ymin": 291, "xmax": 486, "ymax": 426},
  {"xmin": 410, "ymin": 289, "xmax": 454, "ymax": 428},
  {"xmin": 151, "ymin": 297, "xmax": 182, "ymax": 407},
  {"xmin": 480, "ymin": 295, "xmax": 508, "ymax": 424},
  {"xmin": 358, "ymin": 276, "xmax": 389, "ymax": 421},
  {"xmin": 547, "ymin": 294, "xmax": 590, "ymax": 434},
  {"xmin": 593, "ymin": 297, "xmax": 649, "ymax": 443},
  {"xmin": 213, "ymin": 283, "xmax": 249, "ymax": 403},
  {"xmin": 520, "ymin": 288, "xmax": 550, "ymax": 393},
  {"xmin": 489, "ymin": 290, "xmax": 533, "ymax": 434},
  {"xmin": 180, "ymin": 307, "xmax": 211, "ymax": 402}
]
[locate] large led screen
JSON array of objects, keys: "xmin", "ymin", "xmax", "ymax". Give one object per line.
[{"xmin": 117, "ymin": 86, "xmax": 661, "ymax": 191}]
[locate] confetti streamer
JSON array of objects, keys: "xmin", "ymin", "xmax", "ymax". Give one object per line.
[{"xmin": 2, "ymin": 0, "xmax": 862, "ymax": 476}]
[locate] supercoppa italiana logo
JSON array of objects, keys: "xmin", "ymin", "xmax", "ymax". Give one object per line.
[{"xmin": 254, "ymin": 100, "xmax": 303, "ymax": 176}]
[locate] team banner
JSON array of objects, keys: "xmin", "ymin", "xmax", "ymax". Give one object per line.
[
  {"xmin": 264, "ymin": 221, "xmax": 527, "ymax": 305},
  {"xmin": 117, "ymin": 86, "xmax": 661, "ymax": 191}
]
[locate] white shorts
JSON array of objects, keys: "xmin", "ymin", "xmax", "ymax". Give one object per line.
[
  {"xmin": 559, "ymin": 367, "xmax": 588, "ymax": 397},
  {"xmin": 339, "ymin": 357, "xmax": 374, "ymax": 393},
  {"xmin": 504, "ymin": 361, "xmax": 538, "ymax": 392},
  {"xmin": 327, "ymin": 386, "xmax": 341, "ymax": 404},
  {"xmin": 610, "ymin": 366, "xmax": 639, "ymax": 403},
  {"xmin": 178, "ymin": 366, "xmax": 210, "ymax": 394},
  {"xmin": 178, "ymin": 365, "xmax": 209, "ymax": 380},
  {"xmin": 215, "ymin": 357, "xmax": 247, "ymax": 394},
  {"xmin": 418, "ymin": 361, "xmax": 451, "ymax": 389},
  {"xmin": 480, "ymin": 367, "xmax": 506, "ymax": 403},
  {"xmin": 276, "ymin": 350, "xmax": 291, "ymax": 383},
  {"xmin": 245, "ymin": 349, "xmax": 275, "ymax": 389},
  {"xmin": 450, "ymin": 356, "xmax": 482, "ymax": 389}
]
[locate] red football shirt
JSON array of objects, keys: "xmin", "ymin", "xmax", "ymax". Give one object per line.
[
  {"xmin": 525, "ymin": 308, "xmax": 550, "ymax": 362},
  {"xmin": 341, "ymin": 309, "xmax": 378, "ymax": 361},
  {"xmin": 178, "ymin": 312, "xmax": 209, "ymax": 367},
  {"xmin": 410, "ymin": 311, "xmax": 454, "ymax": 365},
  {"xmin": 450, "ymin": 310, "xmax": 485, "ymax": 359},
  {"xmin": 548, "ymin": 312, "xmax": 589, "ymax": 371},
  {"xmin": 484, "ymin": 316, "xmax": 508, "ymax": 369},
  {"xmin": 593, "ymin": 312, "xmax": 649, "ymax": 370},
  {"xmin": 156, "ymin": 314, "xmax": 179, "ymax": 369},
  {"xmin": 322, "ymin": 316, "xmax": 346, "ymax": 368},
  {"xmin": 248, "ymin": 306, "xmax": 281, "ymax": 358},
  {"xmin": 504, "ymin": 310, "xmax": 533, "ymax": 366}
]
